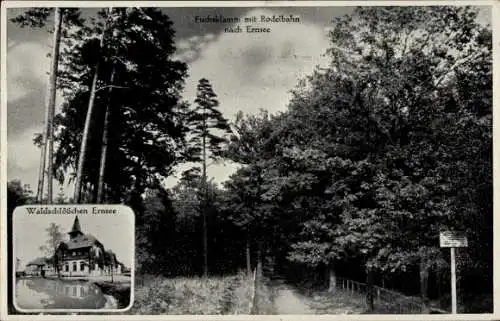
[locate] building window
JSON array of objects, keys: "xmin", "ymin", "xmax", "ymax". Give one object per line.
[
  {"xmin": 80, "ymin": 261, "xmax": 85, "ymax": 271},
  {"xmin": 65, "ymin": 264, "xmax": 69, "ymax": 272},
  {"xmin": 73, "ymin": 262, "xmax": 77, "ymax": 271}
]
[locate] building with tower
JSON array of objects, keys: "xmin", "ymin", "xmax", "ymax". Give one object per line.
[{"xmin": 56, "ymin": 215, "xmax": 122, "ymax": 277}]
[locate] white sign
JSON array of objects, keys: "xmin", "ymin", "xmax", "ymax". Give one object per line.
[
  {"xmin": 440, "ymin": 231, "xmax": 468, "ymax": 248},
  {"xmin": 439, "ymin": 231, "xmax": 468, "ymax": 314}
]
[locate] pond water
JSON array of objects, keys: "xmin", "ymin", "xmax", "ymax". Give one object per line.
[{"xmin": 15, "ymin": 278, "xmax": 115, "ymax": 310}]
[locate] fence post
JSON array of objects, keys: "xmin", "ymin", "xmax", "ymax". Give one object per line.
[
  {"xmin": 250, "ymin": 268, "xmax": 258, "ymax": 314},
  {"xmin": 420, "ymin": 260, "xmax": 430, "ymax": 313},
  {"xmin": 328, "ymin": 264, "xmax": 337, "ymax": 292}
]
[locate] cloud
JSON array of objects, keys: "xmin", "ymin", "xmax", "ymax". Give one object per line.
[
  {"xmin": 174, "ymin": 32, "xmax": 216, "ymax": 63},
  {"xmin": 183, "ymin": 9, "xmax": 329, "ymax": 117},
  {"xmin": 7, "ymin": 42, "xmax": 50, "ymax": 103},
  {"xmin": 7, "ymin": 41, "xmax": 65, "ymax": 106},
  {"xmin": 9, "ymin": 8, "xmax": 332, "ymax": 193},
  {"xmin": 176, "ymin": 8, "xmax": 331, "ymax": 184},
  {"xmin": 7, "ymin": 126, "xmax": 74, "ymax": 198},
  {"xmin": 7, "ymin": 40, "xmax": 67, "ymax": 193},
  {"xmin": 177, "ymin": 39, "xmax": 192, "ymax": 50},
  {"xmin": 8, "ymin": 128, "xmax": 41, "ymax": 172}
]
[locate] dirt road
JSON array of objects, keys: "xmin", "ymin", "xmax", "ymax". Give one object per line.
[
  {"xmin": 273, "ymin": 281, "xmax": 313, "ymax": 314},
  {"xmin": 269, "ymin": 277, "xmax": 366, "ymax": 314}
]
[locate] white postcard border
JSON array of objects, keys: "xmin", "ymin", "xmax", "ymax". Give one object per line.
[{"xmin": 1, "ymin": 0, "xmax": 498, "ymax": 320}]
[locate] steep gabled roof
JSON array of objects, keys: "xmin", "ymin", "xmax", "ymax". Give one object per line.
[{"xmin": 65, "ymin": 233, "xmax": 100, "ymax": 250}]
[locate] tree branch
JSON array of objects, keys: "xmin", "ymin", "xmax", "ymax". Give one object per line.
[
  {"xmin": 433, "ymin": 51, "xmax": 483, "ymax": 89},
  {"xmin": 418, "ymin": 32, "xmax": 432, "ymax": 52},
  {"xmin": 95, "ymin": 84, "xmax": 129, "ymax": 92}
]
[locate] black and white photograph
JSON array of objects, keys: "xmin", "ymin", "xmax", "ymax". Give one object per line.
[
  {"xmin": 12, "ymin": 206, "xmax": 134, "ymax": 312},
  {"xmin": 2, "ymin": 1, "xmax": 495, "ymax": 318}
]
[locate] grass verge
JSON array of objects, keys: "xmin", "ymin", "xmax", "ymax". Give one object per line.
[
  {"xmin": 296, "ymin": 287, "xmax": 367, "ymax": 314},
  {"xmin": 126, "ymin": 271, "xmax": 252, "ymax": 315}
]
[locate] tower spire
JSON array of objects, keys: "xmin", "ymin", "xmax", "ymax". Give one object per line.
[{"xmin": 69, "ymin": 215, "xmax": 83, "ymax": 239}]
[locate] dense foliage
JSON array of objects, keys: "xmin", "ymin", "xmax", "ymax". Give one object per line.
[{"xmin": 53, "ymin": 8, "xmax": 189, "ymax": 203}]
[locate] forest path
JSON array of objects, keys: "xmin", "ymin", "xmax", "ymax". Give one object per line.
[
  {"xmin": 267, "ymin": 274, "xmax": 366, "ymax": 315},
  {"xmin": 272, "ymin": 278, "xmax": 314, "ymax": 314}
]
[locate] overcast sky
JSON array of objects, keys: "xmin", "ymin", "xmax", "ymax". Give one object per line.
[
  {"xmin": 6, "ymin": 5, "xmax": 492, "ymax": 197},
  {"xmin": 14, "ymin": 206, "xmax": 134, "ymax": 268}
]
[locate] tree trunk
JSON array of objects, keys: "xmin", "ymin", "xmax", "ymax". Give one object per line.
[
  {"xmin": 36, "ymin": 146, "xmax": 46, "ymax": 203},
  {"xmin": 202, "ymin": 110, "xmax": 208, "ymax": 277},
  {"xmin": 74, "ymin": 64, "xmax": 100, "ymax": 203},
  {"xmin": 91, "ymin": 183, "xmax": 98, "ymax": 203},
  {"xmin": 366, "ymin": 267, "xmax": 374, "ymax": 312},
  {"xmin": 252, "ymin": 242, "xmax": 263, "ymax": 315},
  {"xmin": 420, "ymin": 260, "xmax": 430, "ymax": 311},
  {"xmin": 97, "ymin": 68, "xmax": 115, "ymax": 203},
  {"xmin": 246, "ymin": 233, "xmax": 251, "ymax": 276},
  {"xmin": 256, "ymin": 242, "xmax": 263, "ymax": 278},
  {"xmin": 37, "ymin": 7, "xmax": 63, "ymax": 204},
  {"xmin": 74, "ymin": 34, "xmax": 105, "ymax": 203},
  {"xmin": 45, "ymin": 7, "xmax": 63, "ymax": 204},
  {"xmin": 327, "ymin": 262, "xmax": 337, "ymax": 292},
  {"xmin": 96, "ymin": 105, "xmax": 110, "ymax": 203}
]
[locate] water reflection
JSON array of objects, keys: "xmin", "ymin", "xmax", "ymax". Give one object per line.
[{"xmin": 15, "ymin": 278, "xmax": 108, "ymax": 309}]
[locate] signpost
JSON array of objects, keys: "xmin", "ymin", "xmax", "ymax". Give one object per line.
[{"xmin": 439, "ymin": 231, "xmax": 468, "ymax": 314}]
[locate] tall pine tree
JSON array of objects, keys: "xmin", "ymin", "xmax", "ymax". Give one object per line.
[
  {"xmin": 184, "ymin": 78, "xmax": 231, "ymax": 277},
  {"xmin": 10, "ymin": 8, "xmax": 84, "ymax": 203},
  {"xmin": 53, "ymin": 8, "xmax": 189, "ymax": 204}
]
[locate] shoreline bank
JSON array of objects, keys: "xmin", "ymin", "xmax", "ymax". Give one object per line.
[{"xmin": 93, "ymin": 280, "xmax": 131, "ymax": 309}]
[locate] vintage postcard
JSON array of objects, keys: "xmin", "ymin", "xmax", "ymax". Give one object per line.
[{"xmin": 1, "ymin": 0, "xmax": 497, "ymax": 320}]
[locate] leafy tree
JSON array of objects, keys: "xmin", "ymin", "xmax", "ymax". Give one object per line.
[
  {"xmin": 54, "ymin": 187, "xmax": 68, "ymax": 204},
  {"xmin": 88, "ymin": 243, "xmax": 105, "ymax": 272},
  {"xmin": 7, "ymin": 180, "xmax": 35, "ymax": 214},
  {"xmin": 271, "ymin": 6, "xmax": 492, "ymax": 304},
  {"xmin": 223, "ymin": 110, "xmax": 281, "ymax": 274},
  {"xmin": 104, "ymin": 250, "xmax": 118, "ymax": 282},
  {"xmin": 136, "ymin": 188, "xmax": 177, "ymax": 275},
  {"xmin": 39, "ymin": 223, "xmax": 64, "ymax": 277},
  {"xmin": 169, "ymin": 176, "xmax": 238, "ymax": 276},
  {"xmin": 215, "ymin": 7, "xmax": 491, "ymax": 309}
]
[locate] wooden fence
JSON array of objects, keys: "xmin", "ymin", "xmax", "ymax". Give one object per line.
[{"xmin": 336, "ymin": 277, "xmax": 447, "ymax": 314}]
